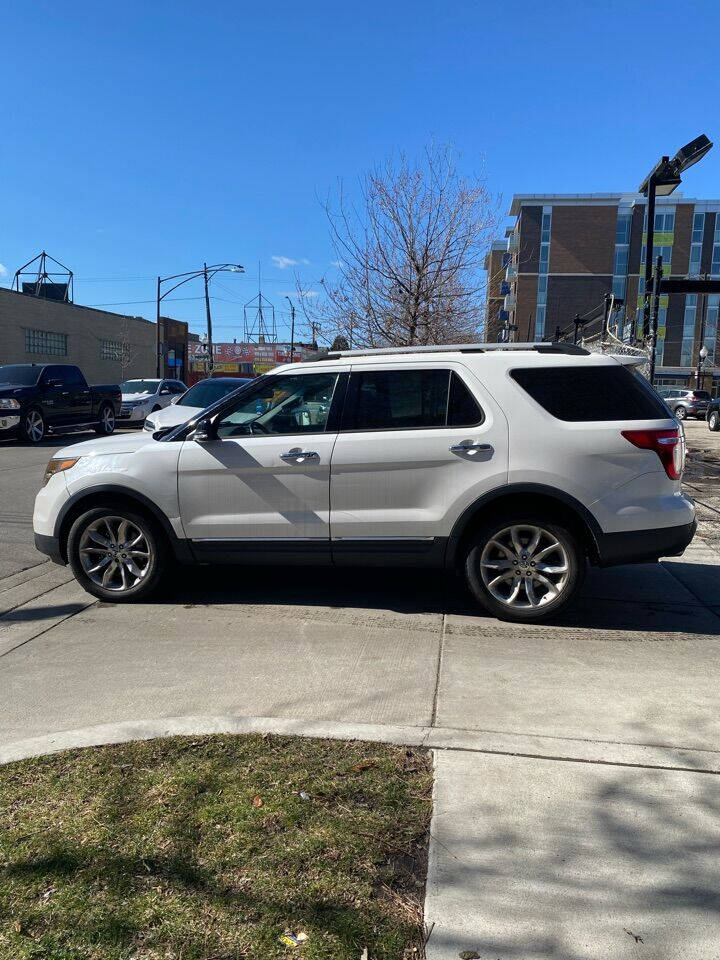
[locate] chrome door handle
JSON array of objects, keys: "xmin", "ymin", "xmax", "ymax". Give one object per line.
[
  {"xmin": 450, "ymin": 441, "xmax": 492, "ymax": 454},
  {"xmin": 280, "ymin": 449, "xmax": 320, "ymax": 461}
]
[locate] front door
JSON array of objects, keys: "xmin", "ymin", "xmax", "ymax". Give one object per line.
[
  {"xmin": 38, "ymin": 366, "xmax": 74, "ymax": 427},
  {"xmin": 329, "ymin": 363, "xmax": 509, "ymax": 563},
  {"xmin": 177, "ymin": 369, "xmax": 346, "ymax": 562}
]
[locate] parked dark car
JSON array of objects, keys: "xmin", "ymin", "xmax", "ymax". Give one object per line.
[
  {"xmin": 707, "ymin": 396, "xmax": 720, "ymax": 432},
  {"xmin": 0, "ymin": 363, "xmax": 121, "ymax": 443},
  {"xmin": 657, "ymin": 387, "xmax": 711, "ymax": 420}
]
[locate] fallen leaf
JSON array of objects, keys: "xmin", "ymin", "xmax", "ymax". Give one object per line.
[
  {"xmin": 252, "ymin": 795, "xmax": 264, "ymax": 808},
  {"xmin": 351, "ymin": 760, "xmax": 374, "ymax": 773},
  {"xmin": 458, "ymin": 951, "xmax": 481, "ymax": 960}
]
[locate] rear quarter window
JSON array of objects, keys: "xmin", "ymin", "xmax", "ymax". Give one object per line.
[{"xmin": 510, "ymin": 365, "xmax": 671, "ymax": 422}]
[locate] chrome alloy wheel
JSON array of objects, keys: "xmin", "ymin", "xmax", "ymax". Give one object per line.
[
  {"xmin": 26, "ymin": 410, "xmax": 44, "ymax": 442},
  {"xmin": 78, "ymin": 515, "xmax": 152, "ymax": 592},
  {"xmin": 480, "ymin": 524, "xmax": 569, "ymax": 609},
  {"xmin": 101, "ymin": 405, "xmax": 115, "ymax": 432}
]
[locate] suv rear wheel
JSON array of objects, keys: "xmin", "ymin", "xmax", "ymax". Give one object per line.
[
  {"xmin": 67, "ymin": 506, "xmax": 165, "ymax": 602},
  {"xmin": 464, "ymin": 517, "xmax": 585, "ymax": 622},
  {"xmin": 674, "ymin": 405, "xmax": 687, "ymax": 420}
]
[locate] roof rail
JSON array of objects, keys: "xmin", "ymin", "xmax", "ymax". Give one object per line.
[{"xmin": 302, "ymin": 342, "xmax": 590, "ymax": 361}]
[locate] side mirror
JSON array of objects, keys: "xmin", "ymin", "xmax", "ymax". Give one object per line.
[
  {"xmin": 192, "ymin": 419, "xmax": 214, "ymax": 443},
  {"xmin": 160, "ymin": 387, "xmax": 171, "ymax": 395}
]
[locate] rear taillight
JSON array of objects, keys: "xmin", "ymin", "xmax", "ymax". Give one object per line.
[{"xmin": 621, "ymin": 427, "xmax": 683, "ymax": 479}]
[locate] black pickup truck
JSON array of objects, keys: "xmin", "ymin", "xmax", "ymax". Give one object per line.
[{"xmin": 0, "ymin": 363, "xmax": 121, "ymax": 443}]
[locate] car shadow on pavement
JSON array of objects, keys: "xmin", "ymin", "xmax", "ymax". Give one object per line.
[{"xmin": 143, "ymin": 562, "xmax": 720, "ymax": 635}]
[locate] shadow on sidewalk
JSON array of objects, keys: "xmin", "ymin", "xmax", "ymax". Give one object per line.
[{"xmin": 139, "ymin": 561, "xmax": 720, "ymax": 636}]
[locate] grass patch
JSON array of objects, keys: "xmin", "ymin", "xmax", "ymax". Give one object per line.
[{"xmin": 0, "ymin": 735, "xmax": 432, "ymax": 960}]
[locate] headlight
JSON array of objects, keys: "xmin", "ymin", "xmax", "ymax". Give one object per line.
[
  {"xmin": 42, "ymin": 458, "xmax": 80, "ymax": 487},
  {"xmin": 0, "ymin": 398, "xmax": 20, "ymax": 410},
  {"xmin": 144, "ymin": 419, "xmax": 156, "ymax": 432},
  {"xmin": 126, "ymin": 399, "xmax": 146, "ymax": 407}
]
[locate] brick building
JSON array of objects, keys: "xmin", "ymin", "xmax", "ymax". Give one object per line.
[
  {"xmin": 483, "ymin": 240, "xmax": 509, "ymax": 342},
  {"xmin": 0, "ymin": 287, "xmax": 157, "ymax": 383},
  {"xmin": 487, "ymin": 193, "xmax": 720, "ymax": 388}
]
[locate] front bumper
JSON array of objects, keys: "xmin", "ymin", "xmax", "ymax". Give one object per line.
[
  {"xmin": 595, "ymin": 518, "xmax": 697, "ymax": 567},
  {"xmin": 34, "ymin": 532, "xmax": 66, "ymax": 565},
  {"xmin": 118, "ymin": 406, "xmax": 148, "ymax": 422},
  {"xmin": 0, "ymin": 414, "xmax": 20, "ymax": 433}
]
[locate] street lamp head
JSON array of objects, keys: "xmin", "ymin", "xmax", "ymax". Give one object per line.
[
  {"xmin": 229, "ymin": 264, "xmax": 245, "ymax": 273},
  {"xmin": 671, "ymin": 134, "xmax": 713, "ymax": 175}
]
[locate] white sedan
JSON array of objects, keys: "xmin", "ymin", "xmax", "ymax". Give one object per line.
[
  {"xmin": 118, "ymin": 378, "xmax": 187, "ymax": 425},
  {"xmin": 143, "ymin": 376, "xmax": 253, "ymax": 433}
]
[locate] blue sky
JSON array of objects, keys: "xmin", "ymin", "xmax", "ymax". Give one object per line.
[{"xmin": 2, "ymin": 0, "xmax": 718, "ymax": 341}]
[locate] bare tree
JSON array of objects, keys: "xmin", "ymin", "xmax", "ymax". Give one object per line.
[{"xmin": 299, "ymin": 144, "xmax": 498, "ymax": 348}]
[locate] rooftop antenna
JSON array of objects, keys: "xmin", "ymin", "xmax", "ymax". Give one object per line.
[
  {"xmin": 13, "ymin": 250, "xmax": 73, "ymax": 302},
  {"xmin": 243, "ymin": 260, "xmax": 277, "ymax": 342}
]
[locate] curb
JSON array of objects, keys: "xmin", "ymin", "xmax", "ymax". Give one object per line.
[{"xmin": 3, "ymin": 714, "xmax": 720, "ymax": 774}]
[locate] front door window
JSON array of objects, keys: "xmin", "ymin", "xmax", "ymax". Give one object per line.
[{"xmin": 215, "ymin": 373, "xmax": 338, "ymax": 438}]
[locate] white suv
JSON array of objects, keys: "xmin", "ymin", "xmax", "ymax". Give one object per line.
[{"xmin": 33, "ymin": 344, "xmax": 696, "ymax": 622}]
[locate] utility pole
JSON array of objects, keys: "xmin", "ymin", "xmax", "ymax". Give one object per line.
[
  {"xmin": 203, "ymin": 262, "xmax": 214, "ymax": 371},
  {"xmin": 647, "ymin": 255, "xmax": 663, "ymax": 386},
  {"xmin": 155, "ymin": 276, "xmax": 162, "ymax": 377},
  {"xmin": 285, "ymin": 296, "xmax": 296, "ymax": 361},
  {"xmin": 573, "ymin": 314, "xmax": 582, "ymax": 344},
  {"xmin": 554, "ymin": 325, "xmax": 562, "ymax": 342},
  {"xmin": 601, "ymin": 294, "xmax": 613, "ymax": 340}
]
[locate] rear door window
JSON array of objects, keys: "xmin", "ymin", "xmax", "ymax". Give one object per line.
[
  {"xmin": 344, "ymin": 369, "xmax": 483, "ymax": 430},
  {"xmin": 510, "ymin": 365, "xmax": 671, "ymax": 422}
]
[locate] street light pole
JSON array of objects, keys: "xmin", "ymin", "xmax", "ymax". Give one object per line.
[
  {"xmin": 641, "ymin": 169, "xmax": 660, "ymax": 340},
  {"xmin": 648, "ymin": 255, "xmax": 663, "ymax": 386}
]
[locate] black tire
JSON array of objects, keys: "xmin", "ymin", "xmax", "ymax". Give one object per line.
[
  {"xmin": 152, "ymin": 405, "xmax": 161, "ymax": 412},
  {"xmin": 709, "ymin": 410, "xmax": 720, "ymax": 432},
  {"xmin": 464, "ymin": 516, "xmax": 585, "ymax": 622},
  {"xmin": 67, "ymin": 505, "xmax": 166, "ymax": 602},
  {"xmin": 94, "ymin": 403, "xmax": 116, "ymax": 435},
  {"xmin": 675, "ymin": 406, "xmax": 687, "ymax": 420},
  {"xmin": 21, "ymin": 407, "xmax": 46, "ymax": 444}
]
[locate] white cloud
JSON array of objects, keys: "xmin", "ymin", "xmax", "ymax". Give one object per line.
[
  {"xmin": 330, "ymin": 260, "xmax": 343, "ymax": 268},
  {"xmin": 298, "ymin": 289, "xmax": 318, "ymax": 298},
  {"xmin": 271, "ymin": 255, "xmax": 310, "ymax": 270},
  {"xmin": 0, "ymin": 263, "xmax": 7, "ymax": 277}
]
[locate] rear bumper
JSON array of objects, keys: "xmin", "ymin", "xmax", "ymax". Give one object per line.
[
  {"xmin": 595, "ymin": 519, "xmax": 697, "ymax": 567},
  {"xmin": 34, "ymin": 533, "xmax": 66, "ymax": 565}
]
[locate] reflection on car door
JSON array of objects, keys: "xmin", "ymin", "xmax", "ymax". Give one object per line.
[{"xmin": 177, "ymin": 369, "xmax": 347, "ymax": 562}]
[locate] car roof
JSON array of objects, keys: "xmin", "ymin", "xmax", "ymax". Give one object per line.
[{"xmin": 272, "ymin": 343, "xmax": 623, "ymax": 375}]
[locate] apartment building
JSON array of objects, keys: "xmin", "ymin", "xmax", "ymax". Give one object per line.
[{"xmin": 487, "ymin": 193, "xmax": 720, "ymax": 387}]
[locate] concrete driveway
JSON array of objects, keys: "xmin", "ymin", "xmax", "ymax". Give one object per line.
[{"xmin": 2, "ymin": 430, "xmax": 720, "ymax": 958}]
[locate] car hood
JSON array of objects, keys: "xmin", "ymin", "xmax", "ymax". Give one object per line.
[
  {"xmin": 121, "ymin": 392, "xmax": 154, "ymax": 402},
  {"xmin": 145, "ymin": 404, "xmax": 202, "ymax": 429},
  {"xmin": 0, "ymin": 385, "xmax": 33, "ymax": 397},
  {"xmin": 54, "ymin": 431, "xmax": 157, "ymax": 459}
]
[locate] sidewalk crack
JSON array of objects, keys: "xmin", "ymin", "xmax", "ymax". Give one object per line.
[{"xmin": 429, "ymin": 613, "xmax": 446, "ymax": 728}]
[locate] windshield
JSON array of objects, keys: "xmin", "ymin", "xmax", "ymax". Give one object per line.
[
  {"xmin": 121, "ymin": 379, "xmax": 160, "ymax": 394},
  {"xmin": 0, "ymin": 365, "xmax": 42, "ymax": 386},
  {"xmin": 179, "ymin": 379, "xmax": 251, "ymax": 408}
]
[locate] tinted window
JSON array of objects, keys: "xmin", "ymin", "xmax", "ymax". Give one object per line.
[
  {"xmin": 448, "ymin": 372, "xmax": 483, "ymax": 426},
  {"xmin": 349, "ymin": 370, "xmax": 448, "ymax": 430},
  {"xmin": 121, "ymin": 379, "xmax": 161, "ymax": 393},
  {"xmin": 64, "ymin": 366, "xmax": 85, "ymax": 387},
  {"xmin": 510, "ymin": 365, "xmax": 670, "ymax": 422},
  {"xmin": 171, "ymin": 381, "xmax": 187, "ymax": 393},
  {"xmin": 692, "ymin": 391, "xmax": 711, "ymax": 400},
  {"xmin": 216, "ymin": 372, "xmax": 338, "ymax": 437},
  {"xmin": 180, "ymin": 379, "xmax": 251, "ymax": 408},
  {"xmin": 0, "ymin": 365, "xmax": 41, "ymax": 386},
  {"xmin": 346, "ymin": 369, "xmax": 483, "ymax": 430}
]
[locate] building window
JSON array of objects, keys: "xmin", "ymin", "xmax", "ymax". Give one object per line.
[
  {"xmin": 101, "ymin": 339, "xmax": 122, "ymax": 360},
  {"xmin": 692, "ymin": 212, "xmax": 705, "ymax": 244},
  {"xmin": 705, "ymin": 295, "xmax": 719, "ymax": 366},
  {"xmin": 25, "ymin": 329, "xmax": 68, "ymax": 356},
  {"xmin": 689, "ymin": 243, "xmax": 702, "ymax": 276},
  {"xmin": 616, "ymin": 211, "xmax": 632, "ymax": 244},
  {"xmin": 680, "ymin": 295, "xmax": 697, "ymax": 367},
  {"xmin": 535, "ymin": 205, "xmax": 552, "ymax": 338}
]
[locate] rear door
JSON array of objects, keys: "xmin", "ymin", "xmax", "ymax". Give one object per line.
[
  {"xmin": 328, "ymin": 362, "xmax": 509, "ymax": 564},
  {"xmin": 65, "ymin": 366, "xmax": 92, "ymax": 423}
]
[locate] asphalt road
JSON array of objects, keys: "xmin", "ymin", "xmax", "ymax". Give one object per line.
[{"xmin": 1, "ymin": 422, "xmax": 719, "ymax": 958}]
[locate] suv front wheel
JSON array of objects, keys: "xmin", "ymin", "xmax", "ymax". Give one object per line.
[
  {"xmin": 708, "ymin": 410, "xmax": 720, "ymax": 432},
  {"xmin": 67, "ymin": 506, "xmax": 165, "ymax": 602},
  {"xmin": 464, "ymin": 517, "xmax": 585, "ymax": 622}
]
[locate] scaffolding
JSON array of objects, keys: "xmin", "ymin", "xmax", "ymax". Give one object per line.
[{"xmin": 13, "ymin": 251, "xmax": 74, "ymax": 302}]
